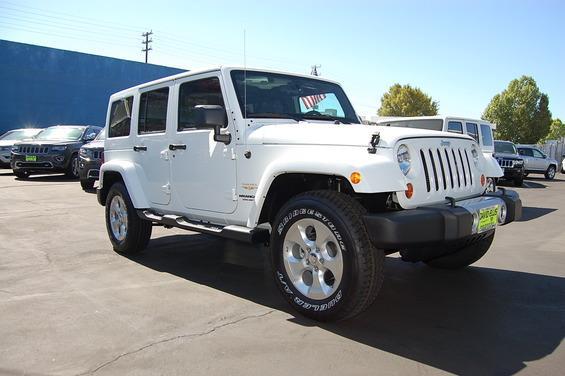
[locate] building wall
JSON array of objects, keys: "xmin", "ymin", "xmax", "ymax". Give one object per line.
[{"xmin": 0, "ymin": 39, "xmax": 185, "ymax": 134}]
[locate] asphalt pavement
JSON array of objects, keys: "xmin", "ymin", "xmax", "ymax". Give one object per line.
[{"xmin": 0, "ymin": 171, "xmax": 564, "ymax": 376}]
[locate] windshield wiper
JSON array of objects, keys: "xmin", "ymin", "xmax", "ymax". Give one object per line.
[
  {"xmin": 299, "ymin": 114, "xmax": 351, "ymax": 124},
  {"xmin": 249, "ymin": 113, "xmax": 300, "ymax": 121}
]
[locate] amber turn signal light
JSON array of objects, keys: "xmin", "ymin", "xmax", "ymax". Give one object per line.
[
  {"xmin": 405, "ymin": 183, "xmax": 414, "ymax": 199},
  {"xmin": 350, "ymin": 172, "xmax": 362, "ymax": 184},
  {"xmin": 480, "ymin": 174, "xmax": 486, "ymax": 186}
]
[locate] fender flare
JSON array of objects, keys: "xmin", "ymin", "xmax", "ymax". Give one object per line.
[{"xmin": 99, "ymin": 160, "xmax": 150, "ymax": 208}]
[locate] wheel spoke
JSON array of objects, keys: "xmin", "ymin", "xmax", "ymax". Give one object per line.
[
  {"xmin": 321, "ymin": 253, "xmax": 343, "ymax": 280},
  {"xmin": 307, "ymin": 269, "xmax": 327, "ymax": 300},
  {"xmin": 285, "ymin": 224, "xmax": 313, "ymax": 250},
  {"xmin": 285, "ymin": 254, "xmax": 306, "ymax": 283},
  {"xmin": 312, "ymin": 221, "xmax": 333, "ymax": 249}
]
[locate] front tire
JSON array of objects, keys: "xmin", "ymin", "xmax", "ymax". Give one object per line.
[
  {"xmin": 14, "ymin": 170, "xmax": 30, "ymax": 179},
  {"xmin": 545, "ymin": 165, "xmax": 556, "ymax": 180},
  {"xmin": 425, "ymin": 231, "xmax": 495, "ymax": 269},
  {"xmin": 270, "ymin": 191, "xmax": 384, "ymax": 321},
  {"xmin": 105, "ymin": 182, "xmax": 152, "ymax": 254},
  {"xmin": 513, "ymin": 176, "xmax": 523, "ymax": 187},
  {"xmin": 65, "ymin": 154, "xmax": 80, "ymax": 178},
  {"xmin": 80, "ymin": 178, "xmax": 95, "ymax": 190}
]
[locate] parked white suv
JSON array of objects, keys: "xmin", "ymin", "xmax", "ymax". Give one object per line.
[{"xmin": 97, "ymin": 67, "xmax": 522, "ymax": 321}]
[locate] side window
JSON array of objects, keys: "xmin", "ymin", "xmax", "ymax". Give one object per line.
[
  {"xmin": 466, "ymin": 123, "xmax": 479, "ymax": 142},
  {"xmin": 447, "ymin": 121, "xmax": 463, "ymax": 134},
  {"xmin": 178, "ymin": 77, "xmax": 227, "ymax": 131},
  {"xmin": 480, "ymin": 124, "xmax": 494, "ymax": 147},
  {"xmin": 108, "ymin": 96, "xmax": 133, "ymax": 138},
  {"xmin": 138, "ymin": 87, "xmax": 169, "ymax": 134},
  {"xmin": 519, "ymin": 148, "xmax": 533, "ymax": 157},
  {"xmin": 532, "ymin": 149, "xmax": 544, "ymax": 158}
]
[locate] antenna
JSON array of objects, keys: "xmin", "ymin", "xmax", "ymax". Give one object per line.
[{"xmin": 243, "ymin": 29, "xmax": 247, "ymax": 120}]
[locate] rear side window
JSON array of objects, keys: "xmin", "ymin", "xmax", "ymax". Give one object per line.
[
  {"xmin": 447, "ymin": 121, "xmax": 463, "ymax": 134},
  {"xmin": 480, "ymin": 124, "xmax": 494, "ymax": 146},
  {"xmin": 178, "ymin": 77, "xmax": 226, "ymax": 131},
  {"xmin": 138, "ymin": 87, "xmax": 169, "ymax": 134},
  {"xmin": 108, "ymin": 96, "xmax": 133, "ymax": 138},
  {"xmin": 466, "ymin": 123, "xmax": 479, "ymax": 142}
]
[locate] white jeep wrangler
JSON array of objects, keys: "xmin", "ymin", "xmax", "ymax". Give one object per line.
[{"xmin": 98, "ymin": 67, "xmax": 522, "ymax": 321}]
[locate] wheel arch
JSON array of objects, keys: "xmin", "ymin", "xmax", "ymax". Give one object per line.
[
  {"xmin": 98, "ymin": 161, "xmax": 150, "ymax": 208},
  {"xmin": 256, "ymin": 173, "xmax": 355, "ymax": 226}
]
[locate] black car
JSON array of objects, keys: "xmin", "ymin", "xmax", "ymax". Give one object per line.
[
  {"xmin": 78, "ymin": 128, "xmax": 105, "ymax": 190},
  {"xmin": 494, "ymin": 140, "xmax": 525, "ymax": 186},
  {"xmin": 11, "ymin": 125, "xmax": 102, "ymax": 179}
]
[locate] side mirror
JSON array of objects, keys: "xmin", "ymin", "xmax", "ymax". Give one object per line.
[
  {"xmin": 193, "ymin": 105, "xmax": 231, "ymax": 144},
  {"xmin": 84, "ymin": 132, "xmax": 97, "ymax": 142}
]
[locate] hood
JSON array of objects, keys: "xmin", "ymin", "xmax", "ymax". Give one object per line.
[
  {"xmin": 0, "ymin": 140, "xmax": 16, "ymax": 147},
  {"xmin": 246, "ymin": 122, "xmax": 473, "ymax": 148},
  {"xmin": 493, "ymin": 152, "xmax": 521, "ymax": 160},
  {"xmin": 82, "ymin": 139, "xmax": 104, "ymax": 149},
  {"xmin": 15, "ymin": 139, "xmax": 81, "ymax": 146}
]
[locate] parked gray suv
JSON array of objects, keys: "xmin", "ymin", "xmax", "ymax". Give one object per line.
[{"xmin": 516, "ymin": 145, "xmax": 559, "ymax": 180}]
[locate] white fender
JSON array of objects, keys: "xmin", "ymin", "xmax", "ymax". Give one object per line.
[{"xmin": 99, "ymin": 160, "xmax": 150, "ymax": 208}]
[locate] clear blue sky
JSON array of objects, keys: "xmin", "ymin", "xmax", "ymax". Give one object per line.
[{"xmin": 1, "ymin": 0, "xmax": 563, "ymax": 120}]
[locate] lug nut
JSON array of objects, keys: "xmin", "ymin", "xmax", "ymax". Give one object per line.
[{"xmin": 319, "ymin": 258, "xmax": 324, "ymax": 264}]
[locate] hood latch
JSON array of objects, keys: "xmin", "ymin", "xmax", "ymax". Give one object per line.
[{"xmin": 367, "ymin": 132, "xmax": 380, "ymax": 154}]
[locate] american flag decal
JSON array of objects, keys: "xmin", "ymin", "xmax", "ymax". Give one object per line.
[{"xmin": 301, "ymin": 94, "xmax": 326, "ymax": 109}]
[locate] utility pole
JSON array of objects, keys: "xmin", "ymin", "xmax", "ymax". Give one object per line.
[
  {"xmin": 310, "ymin": 64, "xmax": 321, "ymax": 76},
  {"xmin": 141, "ymin": 31, "xmax": 153, "ymax": 63}
]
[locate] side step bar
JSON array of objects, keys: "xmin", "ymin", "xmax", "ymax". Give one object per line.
[{"xmin": 137, "ymin": 210, "xmax": 270, "ymax": 244}]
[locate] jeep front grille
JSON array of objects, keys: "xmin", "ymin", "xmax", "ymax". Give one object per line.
[
  {"xmin": 419, "ymin": 146, "xmax": 475, "ymax": 192},
  {"xmin": 496, "ymin": 158, "xmax": 514, "ymax": 168},
  {"xmin": 20, "ymin": 146, "xmax": 49, "ymax": 154}
]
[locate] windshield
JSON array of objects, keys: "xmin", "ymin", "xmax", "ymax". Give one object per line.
[
  {"xmin": 494, "ymin": 141, "xmax": 517, "ymax": 154},
  {"xmin": 35, "ymin": 126, "xmax": 84, "ymax": 141},
  {"xmin": 230, "ymin": 70, "xmax": 359, "ymax": 124},
  {"xmin": 0, "ymin": 129, "xmax": 42, "ymax": 141},
  {"xmin": 379, "ymin": 119, "xmax": 443, "ymax": 131},
  {"xmin": 94, "ymin": 128, "xmax": 106, "ymax": 141}
]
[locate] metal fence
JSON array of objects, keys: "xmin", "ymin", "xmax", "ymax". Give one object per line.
[{"xmin": 538, "ymin": 138, "xmax": 565, "ymax": 171}]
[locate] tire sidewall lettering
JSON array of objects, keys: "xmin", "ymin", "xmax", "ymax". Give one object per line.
[{"xmin": 274, "ymin": 205, "xmax": 349, "ymax": 313}]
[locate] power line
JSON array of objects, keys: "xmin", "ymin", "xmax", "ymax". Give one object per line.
[{"xmin": 142, "ymin": 31, "xmax": 153, "ymax": 64}]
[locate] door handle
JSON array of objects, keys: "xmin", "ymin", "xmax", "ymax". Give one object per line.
[
  {"xmin": 169, "ymin": 144, "xmax": 187, "ymax": 151},
  {"xmin": 133, "ymin": 145, "xmax": 147, "ymax": 152}
]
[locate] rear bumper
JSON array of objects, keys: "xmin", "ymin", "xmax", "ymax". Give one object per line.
[{"xmin": 363, "ymin": 189, "xmax": 521, "ymax": 250}]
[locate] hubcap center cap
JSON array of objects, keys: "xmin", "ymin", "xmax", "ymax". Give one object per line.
[{"xmin": 308, "ymin": 253, "xmax": 319, "ymax": 266}]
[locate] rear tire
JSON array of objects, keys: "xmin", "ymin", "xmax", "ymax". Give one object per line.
[
  {"xmin": 80, "ymin": 178, "xmax": 95, "ymax": 190},
  {"xmin": 270, "ymin": 190, "xmax": 384, "ymax": 322},
  {"xmin": 105, "ymin": 182, "xmax": 152, "ymax": 254},
  {"xmin": 545, "ymin": 165, "xmax": 556, "ymax": 180},
  {"xmin": 425, "ymin": 231, "xmax": 495, "ymax": 269}
]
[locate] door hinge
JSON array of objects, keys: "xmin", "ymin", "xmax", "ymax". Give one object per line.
[
  {"xmin": 161, "ymin": 183, "xmax": 171, "ymax": 194},
  {"xmin": 232, "ymin": 188, "xmax": 237, "ymax": 201}
]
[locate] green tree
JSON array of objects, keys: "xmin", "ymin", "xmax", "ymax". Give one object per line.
[
  {"xmin": 542, "ymin": 118, "xmax": 565, "ymax": 141},
  {"xmin": 377, "ymin": 84, "xmax": 439, "ymax": 116},
  {"xmin": 482, "ymin": 76, "xmax": 552, "ymax": 143}
]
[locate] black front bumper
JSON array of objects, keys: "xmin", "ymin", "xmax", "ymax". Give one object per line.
[
  {"xmin": 78, "ymin": 157, "xmax": 101, "ymax": 181},
  {"xmin": 502, "ymin": 166, "xmax": 524, "ymax": 179},
  {"xmin": 363, "ymin": 189, "xmax": 522, "ymax": 250},
  {"xmin": 11, "ymin": 153, "xmax": 70, "ymax": 173}
]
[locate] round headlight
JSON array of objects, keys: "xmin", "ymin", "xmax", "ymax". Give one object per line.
[
  {"xmin": 471, "ymin": 146, "xmax": 479, "ymax": 167},
  {"xmin": 397, "ymin": 144, "xmax": 411, "ymax": 175}
]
